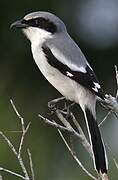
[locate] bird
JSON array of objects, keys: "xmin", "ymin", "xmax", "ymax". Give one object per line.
[{"xmin": 11, "ymin": 11, "xmax": 108, "ymax": 176}]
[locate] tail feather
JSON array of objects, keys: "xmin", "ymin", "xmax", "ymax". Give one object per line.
[{"xmin": 85, "ymin": 107, "xmax": 108, "ymax": 174}]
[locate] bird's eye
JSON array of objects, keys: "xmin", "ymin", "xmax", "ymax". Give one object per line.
[
  {"xmin": 35, "ymin": 19, "xmax": 39, "ymax": 26},
  {"xmin": 24, "ymin": 17, "xmax": 57, "ymax": 33}
]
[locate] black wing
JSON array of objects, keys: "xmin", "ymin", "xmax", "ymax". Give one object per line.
[{"xmin": 42, "ymin": 45, "xmax": 104, "ymax": 99}]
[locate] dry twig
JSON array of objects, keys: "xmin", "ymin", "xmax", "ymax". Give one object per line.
[
  {"xmin": 27, "ymin": 149, "xmax": 35, "ymax": 180},
  {"xmin": 0, "ymin": 99, "xmax": 35, "ymax": 180},
  {"xmin": 58, "ymin": 129, "xmax": 97, "ymax": 180}
]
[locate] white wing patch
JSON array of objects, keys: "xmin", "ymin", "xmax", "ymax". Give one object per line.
[
  {"xmin": 92, "ymin": 82, "xmax": 101, "ymax": 92},
  {"xmin": 94, "ymin": 82, "xmax": 101, "ymax": 89},
  {"xmin": 66, "ymin": 71, "xmax": 73, "ymax": 77},
  {"xmin": 92, "ymin": 87, "xmax": 98, "ymax": 92}
]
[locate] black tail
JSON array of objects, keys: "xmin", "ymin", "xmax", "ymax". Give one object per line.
[{"xmin": 85, "ymin": 107, "xmax": 107, "ymax": 174}]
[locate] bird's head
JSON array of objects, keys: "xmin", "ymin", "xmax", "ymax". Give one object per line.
[{"xmin": 10, "ymin": 11, "xmax": 67, "ymax": 45}]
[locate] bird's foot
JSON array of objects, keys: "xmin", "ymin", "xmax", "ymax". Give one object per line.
[
  {"xmin": 62, "ymin": 102, "xmax": 75, "ymax": 119},
  {"xmin": 48, "ymin": 97, "xmax": 65, "ymax": 113}
]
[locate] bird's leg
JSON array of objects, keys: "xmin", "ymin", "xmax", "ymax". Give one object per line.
[
  {"xmin": 62, "ymin": 101, "xmax": 75, "ymax": 119},
  {"xmin": 48, "ymin": 97, "xmax": 65, "ymax": 112}
]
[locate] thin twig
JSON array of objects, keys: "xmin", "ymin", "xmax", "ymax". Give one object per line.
[
  {"xmin": 106, "ymin": 143, "xmax": 118, "ymax": 172},
  {"xmin": 113, "ymin": 158, "xmax": 118, "ymax": 171},
  {"xmin": 56, "ymin": 109, "xmax": 73, "ymax": 128},
  {"xmin": 27, "ymin": 149, "xmax": 35, "ymax": 180},
  {"xmin": 0, "ymin": 131, "xmax": 29, "ymax": 180},
  {"xmin": 39, "ymin": 113, "xmax": 84, "ymax": 139},
  {"xmin": 55, "ymin": 110, "xmax": 83, "ymax": 139},
  {"xmin": 18, "ymin": 122, "xmax": 31, "ymax": 158},
  {"xmin": 0, "ymin": 167, "xmax": 25, "ymax": 179},
  {"xmin": 10, "ymin": 99, "xmax": 25, "ymax": 132},
  {"xmin": 58, "ymin": 129, "xmax": 97, "ymax": 180},
  {"xmin": 39, "ymin": 111, "xmax": 93, "ymax": 159},
  {"xmin": 9, "ymin": 99, "xmax": 31, "ymax": 179},
  {"xmin": 99, "ymin": 111, "xmax": 112, "ymax": 127},
  {"xmin": 38, "ymin": 114, "xmax": 69, "ymax": 131},
  {"xmin": 10, "ymin": 99, "xmax": 27, "ymax": 157},
  {"xmin": 0, "ymin": 131, "xmax": 18, "ymax": 157},
  {"xmin": 70, "ymin": 112, "xmax": 93, "ymax": 157}
]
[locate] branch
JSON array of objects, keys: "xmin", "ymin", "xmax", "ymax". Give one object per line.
[
  {"xmin": 10, "ymin": 99, "xmax": 25, "ymax": 132},
  {"xmin": 58, "ymin": 129, "xmax": 97, "ymax": 180},
  {"xmin": 70, "ymin": 112, "xmax": 93, "ymax": 157},
  {"xmin": 27, "ymin": 149, "xmax": 35, "ymax": 180},
  {"xmin": 99, "ymin": 111, "xmax": 112, "ymax": 127},
  {"xmin": 55, "ymin": 110, "xmax": 109, "ymax": 180},
  {"xmin": 38, "ymin": 114, "xmax": 69, "ymax": 131},
  {"xmin": 0, "ymin": 167, "xmax": 25, "ymax": 179},
  {"xmin": 10, "ymin": 99, "xmax": 30, "ymax": 180},
  {"xmin": 0, "ymin": 99, "xmax": 35, "ymax": 180},
  {"xmin": 39, "ymin": 110, "xmax": 100, "ymax": 178},
  {"xmin": 39, "ymin": 111, "xmax": 93, "ymax": 157},
  {"xmin": 0, "ymin": 130, "xmax": 29, "ymax": 180},
  {"xmin": 106, "ymin": 144, "xmax": 118, "ymax": 172},
  {"xmin": 18, "ymin": 122, "xmax": 31, "ymax": 158}
]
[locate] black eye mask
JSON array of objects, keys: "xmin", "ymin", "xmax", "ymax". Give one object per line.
[{"xmin": 22, "ymin": 17, "xmax": 57, "ymax": 33}]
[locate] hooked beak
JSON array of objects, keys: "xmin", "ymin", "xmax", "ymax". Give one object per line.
[{"xmin": 10, "ymin": 19, "xmax": 28, "ymax": 29}]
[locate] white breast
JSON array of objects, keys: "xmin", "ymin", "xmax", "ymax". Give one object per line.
[
  {"xmin": 31, "ymin": 44, "xmax": 78, "ymax": 100},
  {"xmin": 31, "ymin": 44, "xmax": 96, "ymax": 111}
]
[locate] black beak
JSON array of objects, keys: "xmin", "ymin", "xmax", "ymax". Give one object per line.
[{"xmin": 10, "ymin": 19, "xmax": 28, "ymax": 29}]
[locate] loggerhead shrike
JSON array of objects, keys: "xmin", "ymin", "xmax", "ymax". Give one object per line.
[{"xmin": 11, "ymin": 11, "xmax": 108, "ymax": 176}]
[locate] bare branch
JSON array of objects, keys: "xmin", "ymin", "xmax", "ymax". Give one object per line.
[
  {"xmin": 99, "ymin": 111, "xmax": 112, "ymax": 127},
  {"xmin": 39, "ymin": 110, "xmax": 93, "ymax": 158},
  {"xmin": 38, "ymin": 114, "xmax": 69, "ymax": 131},
  {"xmin": 9, "ymin": 99, "xmax": 30, "ymax": 179},
  {"xmin": 113, "ymin": 158, "xmax": 118, "ymax": 171},
  {"xmin": 70, "ymin": 112, "xmax": 93, "ymax": 157},
  {"xmin": 18, "ymin": 122, "xmax": 31, "ymax": 158},
  {"xmin": 27, "ymin": 149, "xmax": 35, "ymax": 180},
  {"xmin": 0, "ymin": 167, "xmax": 25, "ymax": 179},
  {"xmin": 106, "ymin": 144, "xmax": 118, "ymax": 172},
  {"xmin": 10, "ymin": 99, "xmax": 28, "ymax": 157},
  {"xmin": 0, "ymin": 130, "xmax": 30, "ymax": 180},
  {"xmin": 55, "ymin": 110, "xmax": 85, "ymax": 139},
  {"xmin": 10, "ymin": 99, "xmax": 25, "ymax": 132},
  {"xmin": 0, "ymin": 131, "xmax": 18, "ymax": 157},
  {"xmin": 58, "ymin": 129, "xmax": 97, "ymax": 180},
  {"xmin": 56, "ymin": 109, "xmax": 73, "ymax": 128},
  {"xmin": 48, "ymin": 96, "xmax": 65, "ymax": 108}
]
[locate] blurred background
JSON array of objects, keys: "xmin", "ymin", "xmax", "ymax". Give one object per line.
[{"xmin": 0, "ymin": 0, "xmax": 118, "ymax": 179}]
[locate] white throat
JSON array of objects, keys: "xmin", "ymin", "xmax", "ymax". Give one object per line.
[{"xmin": 23, "ymin": 27, "xmax": 52, "ymax": 47}]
